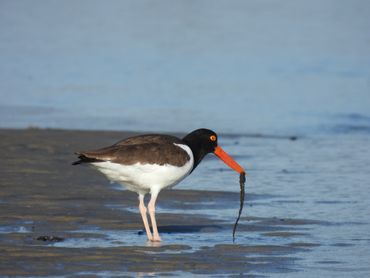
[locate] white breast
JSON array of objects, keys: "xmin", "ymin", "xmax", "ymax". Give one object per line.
[{"xmin": 91, "ymin": 143, "xmax": 194, "ymax": 195}]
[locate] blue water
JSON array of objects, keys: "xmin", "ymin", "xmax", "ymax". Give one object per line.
[
  {"xmin": 1, "ymin": 0, "xmax": 370, "ymax": 277},
  {"xmin": 1, "ymin": 0, "xmax": 369, "ymax": 135}
]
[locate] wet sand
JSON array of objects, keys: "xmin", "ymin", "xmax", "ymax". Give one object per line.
[{"xmin": 0, "ymin": 128, "xmax": 319, "ymax": 276}]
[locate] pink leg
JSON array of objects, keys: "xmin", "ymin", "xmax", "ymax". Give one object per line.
[
  {"xmin": 148, "ymin": 191, "xmax": 161, "ymax": 242},
  {"xmin": 138, "ymin": 194, "xmax": 153, "ymax": 241}
]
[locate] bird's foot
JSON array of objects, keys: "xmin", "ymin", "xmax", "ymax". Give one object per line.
[{"xmin": 151, "ymin": 234, "xmax": 162, "ymax": 242}]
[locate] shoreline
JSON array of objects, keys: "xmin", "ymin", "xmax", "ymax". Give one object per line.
[{"xmin": 0, "ymin": 126, "xmax": 299, "ymax": 141}]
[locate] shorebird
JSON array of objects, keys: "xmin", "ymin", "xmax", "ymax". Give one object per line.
[{"xmin": 73, "ymin": 128, "xmax": 245, "ymax": 242}]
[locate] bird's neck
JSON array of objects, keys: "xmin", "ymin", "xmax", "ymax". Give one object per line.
[{"xmin": 182, "ymin": 139, "xmax": 208, "ymax": 172}]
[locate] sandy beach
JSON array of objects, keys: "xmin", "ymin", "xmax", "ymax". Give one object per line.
[{"xmin": 0, "ymin": 128, "xmax": 322, "ymax": 276}]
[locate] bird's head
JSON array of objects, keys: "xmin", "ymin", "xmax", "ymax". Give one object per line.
[{"xmin": 183, "ymin": 128, "xmax": 245, "ymax": 174}]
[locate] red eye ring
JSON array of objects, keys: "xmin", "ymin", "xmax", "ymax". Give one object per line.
[{"xmin": 210, "ymin": 135, "xmax": 217, "ymax": 142}]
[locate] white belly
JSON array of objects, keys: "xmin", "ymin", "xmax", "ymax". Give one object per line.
[{"xmin": 91, "ymin": 143, "xmax": 194, "ymax": 195}]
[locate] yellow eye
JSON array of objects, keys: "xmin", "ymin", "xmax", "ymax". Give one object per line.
[{"xmin": 210, "ymin": 135, "xmax": 217, "ymax": 142}]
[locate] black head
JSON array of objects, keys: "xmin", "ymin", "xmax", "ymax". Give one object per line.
[
  {"xmin": 183, "ymin": 128, "xmax": 246, "ymax": 174},
  {"xmin": 182, "ymin": 128, "xmax": 219, "ymax": 171}
]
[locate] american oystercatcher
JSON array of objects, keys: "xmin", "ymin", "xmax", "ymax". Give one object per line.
[{"xmin": 73, "ymin": 128, "xmax": 245, "ymax": 242}]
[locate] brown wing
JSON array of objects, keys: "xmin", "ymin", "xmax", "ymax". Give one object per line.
[
  {"xmin": 113, "ymin": 134, "xmax": 182, "ymax": 146},
  {"xmin": 74, "ymin": 135, "xmax": 190, "ymax": 166}
]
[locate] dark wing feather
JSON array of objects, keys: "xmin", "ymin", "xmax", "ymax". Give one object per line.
[
  {"xmin": 113, "ymin": 134, "xmax": 182, "ymax": 146},
  {"xmin": 73, "ymin": 135, "xmax": 190, "ymax": 166}
]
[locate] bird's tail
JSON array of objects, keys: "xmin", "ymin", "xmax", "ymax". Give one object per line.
[{"xmin": 72, "ymin": 152, "xmax": 103, "ymax": 165}]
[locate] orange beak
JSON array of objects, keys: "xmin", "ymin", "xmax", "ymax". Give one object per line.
[{"xmin": 214, "ymin": 146, "xmax": 246, "ymax": 174}]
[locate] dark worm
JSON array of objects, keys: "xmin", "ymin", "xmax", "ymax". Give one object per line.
[{"xmin": 233, "ymin": 171, "xmax": 246, "ymax": 242}]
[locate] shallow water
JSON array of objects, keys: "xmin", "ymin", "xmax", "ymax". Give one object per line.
[
  {"xmin": 225, "ymin": 133, "xmax": 370, "ymax": 277},
  {"xmin": 0, "ymin": 128, "xmax": 369, "ymax": 276}
]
